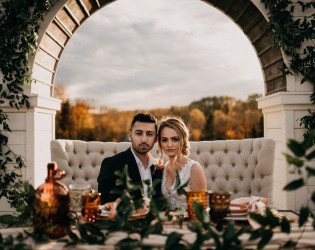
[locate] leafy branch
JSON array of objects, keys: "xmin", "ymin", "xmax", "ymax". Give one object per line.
[
  {"xmin": 0, "ymin": 0, "xmax": 54, "ymax": 208},
  {"xmin": 261, "ymin": 0, "xmax": 315, "ymax": 143},
  {"xmin": 283, "ymin": 129, "xmax": 315, "ymax": 229}
]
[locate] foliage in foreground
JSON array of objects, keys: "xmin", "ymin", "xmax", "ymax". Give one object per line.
[{"xmin": 1, "ymin": 130, "xmax": 315, "ymax": 250}]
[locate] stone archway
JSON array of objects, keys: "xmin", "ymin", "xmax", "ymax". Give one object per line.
[{"xmin": 1, "ymin": 0, "xmax": 313, "ymax": 214}]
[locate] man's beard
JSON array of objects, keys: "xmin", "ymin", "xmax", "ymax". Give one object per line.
[{"xmin": 132, "ymin": 142, "xmax": 152, "ymax": 155}]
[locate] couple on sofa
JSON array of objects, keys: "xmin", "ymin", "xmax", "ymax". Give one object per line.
[{"xmin": 97, "ymin": 112, "xmax": 207, "ymax": 210}]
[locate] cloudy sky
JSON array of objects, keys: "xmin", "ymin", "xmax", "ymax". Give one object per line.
[{"xmin": 55, "ymin": 0, "xmax": 264, "ymax": 110}]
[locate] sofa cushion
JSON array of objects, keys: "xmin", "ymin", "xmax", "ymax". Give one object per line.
[{"xmin": 51, "ymin": 138, "xmax": 275, "ymax": 203}]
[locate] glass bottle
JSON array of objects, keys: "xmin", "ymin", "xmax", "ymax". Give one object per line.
[{"xmin": 33, "ymin": 162, "xmax": 70, "ymax": 238}]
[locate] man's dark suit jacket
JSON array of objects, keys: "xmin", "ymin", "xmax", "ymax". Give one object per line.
[{"xmin": 97, "ymin": 147, "xmax": 162, "ymax": 205}]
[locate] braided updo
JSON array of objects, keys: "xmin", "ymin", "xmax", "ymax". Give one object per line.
[{"xmin": 158, "ymin": 116, "xmax": 190, "ymax": 157}]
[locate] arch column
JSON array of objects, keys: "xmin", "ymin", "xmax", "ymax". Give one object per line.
[
  {"xmin": 258, "ymin": 91, "xmax": 314, "ymax": 211},
  {"xmin": 0, "ymin": 95, "xmax": 60, "ymax": 214}
]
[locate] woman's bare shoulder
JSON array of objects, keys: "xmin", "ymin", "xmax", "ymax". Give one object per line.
[{"xmin": 188, "ymin": 160, "xmax": 203, "ymax": 173}]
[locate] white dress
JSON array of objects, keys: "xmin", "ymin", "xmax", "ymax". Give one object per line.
[{"xmin": 161, "ymin": 160, "xmax": 195, "ymax": 210}]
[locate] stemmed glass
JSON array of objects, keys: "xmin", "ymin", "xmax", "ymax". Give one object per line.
[{"xmin": 69, "ymin": 184, "xmax": 91, "ymax": 216}]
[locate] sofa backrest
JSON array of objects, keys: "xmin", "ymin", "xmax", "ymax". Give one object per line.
[{"xmin": 51, "ymin": 138, "xmax": 275, "ymax": 203}]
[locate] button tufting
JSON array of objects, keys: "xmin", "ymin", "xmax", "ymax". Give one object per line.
[
  {"xmin": 197, "ymin": 151, "xmax": 200, "ymax": 154},
  {"xmin": 234, "ymin": 190, "xmax": 237, "ymax": 194},
  {"xmin": 240, "ymin": 177, "xmax": 243, "ymax": 181},
  {"xmin": 224, "ymin": 150, "xmax": 227, "ymax": 153},
  {"xmin": 72, "ymin": 176, "xmax": 75, "ymax": 180},
  {"xmin": 232, "ymin": 163, "xmax": 235, "ymax": 167},
  {"xmin": 210, "ymin": 151, "xmax": 213, "ymax": 154},
  {"xmin": 211, "ymin": 177, "xmax": 215, "ymax": 181},
  {"xmin": 238, "ymin": 151, "xmax": 241, "ymax": 154},
  {"xmin": 85, "ymin": 177, "xmax": 89, "ymax": 181},
  {"xmin": 79, "ymin": 165, "xmax": 82, "ymax": 169},
  {"xmin": 225, "ymin": 176, "xmax": 229, "ymax": 180},
  {"xmin": 245, "ymin": 164, "xmax": 248, "ymax": 168},
  {"xmin": 261, "ymin": 175, "xmax": 264, "ymax": 179}
]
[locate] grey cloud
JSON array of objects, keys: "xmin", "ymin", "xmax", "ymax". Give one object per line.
[{"xmin": 55, "ymin": 0, "xmax": 263, "ymax": 110}]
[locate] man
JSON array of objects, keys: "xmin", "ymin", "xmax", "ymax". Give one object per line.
[{"xmin": 97, "ymin": 113, "xmax": 162, "ymax": 205}]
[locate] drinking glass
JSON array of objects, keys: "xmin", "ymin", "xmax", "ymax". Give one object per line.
[
  {"xmin": 208, "ymin": 191, "xmax": 231, "ymax": 230},
  {"xmin": 81, "ymin": 191, "xmax": 101, "ymax": 223},
  {"xmin": 186, "ymin": 191, "xmax": 208, "ymax": 220},
  {"xmin": 69, "ymin": 184, "xmax": 91, "ymax": 213}
]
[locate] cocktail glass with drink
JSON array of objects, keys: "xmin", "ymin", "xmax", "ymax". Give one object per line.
[{"xmin": 81, "ymin": 191, "xmax": 101, "ymax": 223}]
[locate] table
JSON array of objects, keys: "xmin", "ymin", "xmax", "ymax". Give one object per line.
[{"xmin": 1, "ymin": 211, "xmax": 314, "ymax": 249}]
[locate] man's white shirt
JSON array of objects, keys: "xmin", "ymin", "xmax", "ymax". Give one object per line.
[{"xmin": 130, "ymin": 148, "xmax": 155, "ymax": 198}]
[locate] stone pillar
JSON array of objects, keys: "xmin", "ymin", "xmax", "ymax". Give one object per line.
[
  {"xmin": 0, "ymin": 95, "xmax": 61, "ymax": 214},
  {"xmin": 258, "ymin": 92, "xmax": 314, "ymax": 212}
]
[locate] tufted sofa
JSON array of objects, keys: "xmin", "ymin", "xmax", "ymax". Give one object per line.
[{"xmin": 50, "ymin": 138, "xmax": 275, "ymax": 204}]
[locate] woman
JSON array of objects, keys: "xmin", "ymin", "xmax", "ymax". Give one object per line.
[{"xmin": 158, "ymin": 116, "xmax": 207, "ymax": 210}]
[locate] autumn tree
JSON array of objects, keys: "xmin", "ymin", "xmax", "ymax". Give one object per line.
[
  {"xmin": 56, "ymin": 100, "xmax": 72, "ymax": 139},
  {"xmin": 189, "ymin": 108, "xmax": 206, "ymax": 141},
  {"xmin": 71, "ymin": 101, "xmax": 95, "ymax": 140},
  {"xmin": 55, "ymin": 83, "xmax": 72, "ymax": 139},
  {"xmin": 54, "ymin": 82, "xmax": 263, "ymax": 142},
  {"xmin": 169, "ymin": 106, "xmax": 190, "ymax": 124},
  {"xmin": 94, "ymin": 109, "xmax": 135, "ymax": 142},
  {"xmin": 54, "ymin": 83, "xmax": 69, "ymax": 101}
]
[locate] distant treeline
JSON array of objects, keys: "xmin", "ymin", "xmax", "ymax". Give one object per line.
[{"xmin": 55, "ymin": 84, "xmax": 263, "ymax": 142}]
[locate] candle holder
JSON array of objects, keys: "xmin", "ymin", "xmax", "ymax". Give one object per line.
[
  {"xmin": 186, "ymin": 191, "xmax": 208, "ymax": 221},
  {"xmin": 81, "ymin": 191, "xmax": 101, "ymax": 223},
  {"xmin": 208, "ymin": 191, "xmax": 231, "ymax": 231}
]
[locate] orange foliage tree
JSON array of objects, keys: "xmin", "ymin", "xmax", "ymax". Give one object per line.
[{"xmin": 54, "ymin": 84, "xmax": 263, "ymax": 142}]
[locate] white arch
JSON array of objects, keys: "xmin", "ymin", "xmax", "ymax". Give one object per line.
[{"xmin": 0, "ymin": 0, "xmax": 313, "ymax": 214}]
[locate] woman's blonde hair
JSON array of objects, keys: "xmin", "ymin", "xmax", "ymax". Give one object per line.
[{"xmin": 158, "ymin": 116, "xmax": 190, "ymax": 158}]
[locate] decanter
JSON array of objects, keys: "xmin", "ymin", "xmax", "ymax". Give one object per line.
[{"xmin": 33, "ymin": 162, "xmax": 70, "ymax": 238}]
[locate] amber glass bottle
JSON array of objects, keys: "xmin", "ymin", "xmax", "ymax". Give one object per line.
[{"xmin": 33, "ymin": 162, "xmax": 70, "ymax": 238}]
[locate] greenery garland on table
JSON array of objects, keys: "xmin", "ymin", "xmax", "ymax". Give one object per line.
[
  {"xmin": 1, "ymin": 137, "xmax": 315, "ymax": 250},
  {"xmin": 0, "ymin": 0, "xmax": 314, "ymax": 249}
]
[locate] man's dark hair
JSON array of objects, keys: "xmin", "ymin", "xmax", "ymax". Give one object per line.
[{"xmin": 130, "ymin": 113, "xmax": 157, "ymax": 133}]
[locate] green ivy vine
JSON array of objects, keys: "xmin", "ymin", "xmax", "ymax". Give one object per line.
[
  {"xmin": 0, "ymin": 0, "xmax": 314, "ymax": 217},
  {"xmin": 260, "ymin": 0, "xmax": 315, "ymax": 143},
  {"xmin": 0, "ymin": 0, "xmax": 54, "ymax": 207}
]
